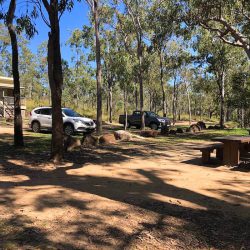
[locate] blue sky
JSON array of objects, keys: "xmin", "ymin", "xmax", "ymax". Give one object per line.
[{"xmin": 27, "ymin": 1, "xmax": 90, "ymax": 62}]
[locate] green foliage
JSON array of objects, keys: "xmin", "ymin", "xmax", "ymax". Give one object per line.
[
  {"xmin": 231, "ymin": 72, "xmax": 250, "ymax": 106},
  {"xmin": 183, "ymin": 0, "xmax": 250, "ymax": 58},
  {"xmin": 0, "ymin": 0, "xmax": 250, "ymax": 126}
]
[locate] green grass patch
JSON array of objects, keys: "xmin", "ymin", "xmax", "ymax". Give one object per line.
[
  {"xmin": 0, "ymin": 127, "xmax": 248, "ymax": 158},
  {"xmin": 0, "ymin": 131, "xmax": 51, "ymax": 157},
  {"xmin": 155, "ymin": 128, "xmax": 248, "ymax": 144}
]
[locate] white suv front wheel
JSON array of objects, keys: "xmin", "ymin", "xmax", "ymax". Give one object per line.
[{"xmin": 64, "ymin": 124, "xmax": 74, "ymax": 136}]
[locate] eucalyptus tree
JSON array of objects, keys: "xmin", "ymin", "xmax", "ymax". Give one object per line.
[
  {"xmin": 35, "ymin": 41, "xmax": 49, "ymax": 101},
  {"xmin": 149, "ymin": 0, "xmax": 182, "ymax": 117},
  {"xmin": 5, "ymin": 0, "xmax": 24, "ymax": 146},
  {"xmin": 164, "ymin": 39, "xmax": 190, "ymax": 125},
  {"xmin": 194, "ymin": 29, "xmax": 247, "ymax": 128},
  {"xmin": 0, "ymin": 25, "xmax": 45, "ymax": 102},
  {"xmin": 115, "ymin": 50, "xmax": 135, "ymax": 129},
  {"xmin": 115, "ymin": 0, "xmax": 150, "ymax": 129},
  {"xmin": 230, "ymin": 72, "xmax": 250, "ymax": 127},
  {"xmin": 102, "ymin": 30, "xmax": 118, "ymax": 123},
  {"xmin": 0, "ymin": 24, "xmax": 12, "ymax": 75},
  {"xmin": 1, "ymin": 0, "xmax": 75, "ymax": 160},
  {"xmin": 0, "ymin": 0, "xmax": 36, "ymax": 147},
  {"xmin": 33, "ymin": 0, "xmax": 76, "ymax": 162},
  {"xmin": 184, "ymin": 0, "xmax": 250, "ymax": 59},
  {"xmin": 18, "ymin": 38, "xmax": 42, "ymax": 100},
  {"xmin": 180, "ymin": 68, "xmax": 194, "ymax": 125},
  {"xmin": 67, "ymin": 29, "xmax": 83, "ymax": 107},
  {"xmin": 66, "ymin": 29, "xmax": 95, "ymax": 109},
  {"xmin": 85, "ymin": 0, "xmax": 103, "ymax": 135}
]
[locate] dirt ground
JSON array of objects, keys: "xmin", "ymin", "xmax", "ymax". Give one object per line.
[{"xmin": 0, "ymin": 127, "xmax": 249, "ymax": 249}]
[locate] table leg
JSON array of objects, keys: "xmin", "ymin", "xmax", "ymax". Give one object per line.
[
  {"xmin": 216, "ymin": 148, "xmax": 223, "ymax": 161},
  {"xmin": 202, "ymin": 150, "xmax": 211, "ymax": 164},
  {"xmin": 223, "ymin": 141, "xmax": 240, "ymax": 166}
]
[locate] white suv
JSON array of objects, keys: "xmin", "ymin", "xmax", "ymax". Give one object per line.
[{"xmin": 29, "ymin": 107, "xmax": 96, "ymax": 135}]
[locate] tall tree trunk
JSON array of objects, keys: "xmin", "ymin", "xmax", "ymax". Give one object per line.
[
  {"xmin": 138, "ymin": 48, "xmax": 145, "ymax": 130},
  {"xmin": 186, "ymin": 83, "xmax": 192, "ymax": 126},
  {"xmin": 209, "ymin": 109, "xmax": 213, "ymax": 119},
  {"xmin": 125, "ymin": 1, "xmax": 144, "ymax": 128},
  {"xmin": 226, "ymin": 106, "xmax": 230, "ymax": 122},
  {"xmin": 93, "ymin": 0, "xmax": 102, "ymax": 135},
  {"xmin": 149, "ymin": 92, "xmax": 152, "ymax": 111},
  {"xmin": 172, "ymin": 75, "xmax": 177, "ymax": 126},
  {"xmin": 109, "ymin": 85, "xmax": 112, "ymax": 123},
  {"xmin": 176, "ymin": 84, "xmax": 179, "ymax": 121},
  {"xmin": 6, "ymin": 0, "xmax": 24, "ymax": 147},
  {"xmin": 106, "ymin": 94, "xmax": 109, "ymax": 115},
  {"xmin": 159, "ymin": 50, "xmax": 167, "ymax": 117},
  {"xmin": 46, "ymin": 1, "xmax": 64, "ymax": 162},
  {"xmin": 135, "ymin": 86, "xmax": 138, "ymax": 110},
  {"xmin": 194, "ymin": 99, "xmax": 197, "ymax": 117},
  {"xmin": 154, "ymin": 97, "xmax": 157, "ymax": 113},
  {"xmin": 219, "ymin": 72, "xmax": 225, "ymax": 129},
  {"xmin": 241, "ymin": 107, "xmax": 245, "ymax": 128},
  {"xmin": 199, "ymin": 96, "xmax": 202, "ymax": 121},
  {"xmin": 124, "ymin": 87, "xmax": 128, "ymax": 130}
]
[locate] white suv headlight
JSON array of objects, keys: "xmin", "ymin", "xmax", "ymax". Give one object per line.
[{"xmin": 73, "ymin": 119, "xmax": 82, "ymax": 123}]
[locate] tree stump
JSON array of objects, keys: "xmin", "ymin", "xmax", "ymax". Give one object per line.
[
  {"xmin": 140, "ymin": 130, "xmax": 158, "ymax": 138},
  {"xmin": 189, "ymin": 124, "xmax": 201, "ymax": 133},
  {"xmin": 114, "ymin": 130, "xmax": 132, "ymax": 141},
  {"xmin": 99, "ymin": 134, "xmax": 116, "ymax": 144},
  {"xmin": 197, "ymin": 121, "xmax": 206, "ymax": 130}
]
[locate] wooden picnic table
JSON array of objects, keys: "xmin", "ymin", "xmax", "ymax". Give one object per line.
[{"xmin": 212, "ymin": 136, "xmax": 250, "ymax": 166}]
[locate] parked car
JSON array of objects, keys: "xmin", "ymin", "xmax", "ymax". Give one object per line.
[
  {"xmin": 119, "ymin": 110, "xmax": 171, "ymax": 130},
  {"xmin": 29, "ymin": 107, "xmax": 96, "ymax": 135}
]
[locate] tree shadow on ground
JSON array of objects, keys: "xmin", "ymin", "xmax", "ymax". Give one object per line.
[
  {"xmin": 0, "ymin": 215, "xmax": 81, "ymax": 249},
  {"xmin": 0, "ymin": 133, "xmax": 249, "ymax": 249},
  {"xmin": 181, "ymin": 158, "xmax": 222, "ymax": 168},
  {"xmin": 182, "ymin": 153, "xmax": 250, "ymax": 173}
]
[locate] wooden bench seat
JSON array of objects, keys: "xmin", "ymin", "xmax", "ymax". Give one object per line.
[
  {"xmin": 240, "ymin": 152, "xmax": 250, "ymax": 163},
  {"xmin": 194, "ymin": 144, "xmax": 224, "ymax": 164}
]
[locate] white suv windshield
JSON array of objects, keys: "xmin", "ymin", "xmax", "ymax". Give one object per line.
[{"xmin": 63, "ymin": 109, "xmax": 82, "ymax": 117}]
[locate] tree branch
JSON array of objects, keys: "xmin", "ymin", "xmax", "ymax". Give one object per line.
[
  {"xmin": 34, "ymin": 0, "xmax": 51, "ymax": 28},
  {"xmin": 41, "ymin": 0, "xmax": 50, "ymax": 14},
  {"xmin": 206, "ymin": 17, "xmax": 248, "ymax": 44},
  {"xmin": 200, "ymin": 16, "xmax": 250, "ymax": 53},
  {"xmin": 124, "ymin": 0, "xmax": 141, "ymax": 43}
]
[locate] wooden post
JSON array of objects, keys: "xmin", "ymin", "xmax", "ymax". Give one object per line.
[
  {"xmin": 223, "ymin": 141, "xmax": 240, "ymax": 166},
  {"xmin": 202, "ymin": 149, "xmax": 211, "ymax": 164},
  {"xmin": 216, "ymin": 148, "xmax": 223, "ymax": 161},
  {"xmin": 3, "ymin": 97, "xmax": 5, "ymax": 118}
]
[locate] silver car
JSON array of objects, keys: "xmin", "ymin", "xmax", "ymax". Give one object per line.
[{"xmin": 29, "ymin": 107, "xmax": 96, "ymax": 135}]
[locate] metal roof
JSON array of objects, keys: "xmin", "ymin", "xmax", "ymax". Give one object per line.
[{"xmin": 0, "ymin": 76, "xmax": 24, "ymax": 89}]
